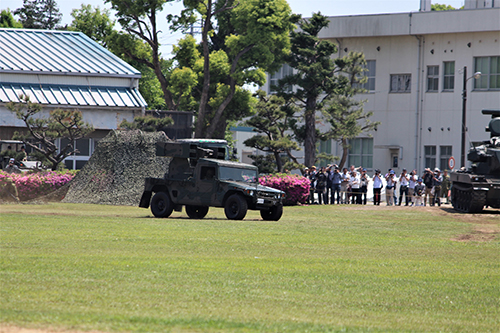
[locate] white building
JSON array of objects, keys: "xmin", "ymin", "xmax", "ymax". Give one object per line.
[
  {"xmin": 0, "ymin": 28, "xmax": 147, "ymax": 169},
  {"xmin": 255, "ymin": 1, "xmax": 500, "ymax": 174}
]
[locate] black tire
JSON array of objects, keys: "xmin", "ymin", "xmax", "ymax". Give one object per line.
[
  {"xmin": 260, "ymin": 204, "xmax": 283, "ymax": 221},
  {"xmin": 151, "ymin": 192, "xmax": 174, "ymax": 218},
  {"xmin": 185, "ymin": 205, "xmax": 209, "ymax": 219},
  {"xmin": 224, "ymin": 194, "xmax": 248, "ymax": 220}
]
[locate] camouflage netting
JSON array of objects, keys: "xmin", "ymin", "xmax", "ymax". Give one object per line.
[{"xmin": 63, "ymin": 130, "xmax": 170, "ymax": 206}]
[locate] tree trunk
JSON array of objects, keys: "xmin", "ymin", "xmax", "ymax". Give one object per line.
[
  {"xmin": 304, "ymin": 97, "xmax": 317, "ymax": 167},
  {"xmin": 194, "ymin": 1, "xmax": 213, "ymax": 138},
  {"xmin": 338, "ymin": 137, "xmax": 348, "ymax": 169},
  {"xmin": 274, "ymin": 151, "xmax": 283, "ymax": 173}
]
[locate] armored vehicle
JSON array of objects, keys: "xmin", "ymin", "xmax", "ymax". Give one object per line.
[
  {"xmin": 139, "ymin": 140, "xmax": 285, "ymax": 220},
  {"xmin": 450, "ymin": 109, "xmax": 500, "ymax": 213}
]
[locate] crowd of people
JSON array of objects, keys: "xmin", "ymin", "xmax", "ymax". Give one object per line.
[{"xmin": 304, "ymin": 164, "xmax": 451, "ymax": 207}]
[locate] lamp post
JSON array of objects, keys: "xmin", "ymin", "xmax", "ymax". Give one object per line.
[{"xmin": 460, "ymin": 66, "xmax": 481, "ymax": 168}]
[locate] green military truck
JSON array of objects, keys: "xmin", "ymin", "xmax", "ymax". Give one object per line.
[{"xmin": 139, "ymin": 140, "xmax": 285, "ymax": 220}]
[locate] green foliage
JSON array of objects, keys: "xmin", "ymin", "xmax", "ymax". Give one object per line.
[
  {"xmin": 69, "ymin": 4, "xmax": 115, "ymax": 46},
  {"xmin": 323, "ymin": 52, "xmax": 380, "ymax": 169},
  {"xmin": 243, "ymin": 90, "xmax": 300, "ymax": 172},
  {"xmin": 178, "ymin": 0, "xmax": 294, "ymax": 138},
  {"xmin": 278, "ymin": 12, "xmax": 342, "ymax": 167},
  {"xmin": 431, "ymin": 3, "xmax": 458, "ymax": 11},
  {"xmin": 119, "ymin": 115, "xmax": 174, "ymax": 132},
  {"xmin": 248, "ymin": 154, "xmax": 276, "ymax": 174},
  {"xmin": 1, "ymin": 204, "xmax": 499, "ymax": 332},
  {"xmin": 6, "ymin": 95, "xmax": 94, "ymax": 171},
  {"xmin": 0, "ymin": 9, "xmax": 23, "ymax": 28},
  {"xmin": 13, "ymin": 0, "xmax": 62, "ymax": 29},
  {"xmin": 105, "ymin": 0, "xmax": 177, "ymax": 110}
]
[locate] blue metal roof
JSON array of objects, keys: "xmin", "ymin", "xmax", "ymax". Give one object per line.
[
  {"xmin": 0, "ymin": 83, "xmax": 147, "ymax": 108},
  {"xmin": 0, "ymin": 28, "xmax": 141, "ymax": 77}
]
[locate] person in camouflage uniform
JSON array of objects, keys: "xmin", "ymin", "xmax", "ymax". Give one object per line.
[
  {"xmin": 0, "ymin": 176, "xmax": 20, "ymax": 202},
  {"xmin": 441, "ymin": 169, "xmax": 451, "ymax": 204}
]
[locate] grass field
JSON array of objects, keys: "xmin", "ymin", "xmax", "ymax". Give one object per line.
[{"xmin": 1, "ymin": 203, "xmax": 499, "ymax": 332}]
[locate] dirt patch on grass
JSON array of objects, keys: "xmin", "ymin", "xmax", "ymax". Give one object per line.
[{"xmin": 0, "ymin": 325, "xmax": 105, "ymax": 333}]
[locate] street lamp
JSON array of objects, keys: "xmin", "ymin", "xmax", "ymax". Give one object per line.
[{"xmin": 460, "ymin": 66, "xmax": 481, "ymax": 168}]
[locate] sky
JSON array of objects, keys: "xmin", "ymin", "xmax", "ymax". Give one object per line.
[{"xmin": 1, "ymin": 0, "xmax": 466, "ymax": 55}]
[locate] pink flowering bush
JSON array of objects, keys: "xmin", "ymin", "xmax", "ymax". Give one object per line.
[
  {"xmin": 259, "ymin": 173, "xmax": 310, "ymax": 206},
  {"xmin": 0, "ymin": 170, "xmax": 77, "ymax": 201}
]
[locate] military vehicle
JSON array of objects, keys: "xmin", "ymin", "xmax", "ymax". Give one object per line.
[
  {"xmin": 139, "ymin": 140, "xmax": 285, "ymax": 220},
  {"xmin": 450, "ymin": 109, "xmax": 500, "ymax": 213}
]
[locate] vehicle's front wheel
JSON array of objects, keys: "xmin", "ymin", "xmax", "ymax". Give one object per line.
[
  {"xmin": 185, "ymin": 205, "xmax": 209, "ymax": 219},
  {"xmin": 151, "ymin": 192, "xmax": 174, "ymax": 218},
  {"xmin": 260, "ymin": 204, "xmax": 283, "ymax": 221},
  {"xmin": 224, "ymin": 194, "xmax": 248, "ymax": 220}
]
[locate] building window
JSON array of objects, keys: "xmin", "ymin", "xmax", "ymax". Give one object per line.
[
  {"xmin": 348, "ymin": 138, "xmax": 373, "ymax": 169},
  {"xmin": 474, "ymin": 56, "xmax": 500, "ymax": 90},
  {"xmin": 427, "ymin": 66, "xmax": 439, "ymax": 92},
  {"xmin": 361, "ymin": 60, "xmax": 376, "ymax": 91},
  {"xmin": 390, "ymin": 74, "xmax": 411, "ymax": 93},
  {"xmin": 269, "ymin": 64, "xmax": 293, "ymax": 93},
  {"xmin": 317, "ymin": 139, "xmax": 332, "ymax": 167},
  {"xmin": 443, "ymin": 61, "xmax": 455, "ymax": 91},
  {"xmin": 439, "ymin": 146, "xmax": 452, "ymax": 171},
  {"xmin": 425, "ymin": 145, "xmax": 436, "ymax": 169}
]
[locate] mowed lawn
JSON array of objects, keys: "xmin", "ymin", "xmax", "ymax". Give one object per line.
[{"xmin": 1, "ymin": 203, "xmax": 499, "ymax": 333}]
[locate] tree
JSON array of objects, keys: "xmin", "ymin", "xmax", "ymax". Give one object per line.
[
  {"xmin": 67, "ymin": 4, "xmax": 167, "ymax": 111},
  {"xmin": 174, "ymin": 0, "xmax": 293, "ymax": 138},
  {"xmin": 431, "ymin": 3, "xmax": 458, "ymax": 11},
  {"xmin": 105, "ymin": 0, "xmax": 178, "ymax": 111},
  {"xmin": 243, "ymin": 90, "xmax": 300, "ymax": 173},
  {"xmin": 323, "ymin": 52, "xmax": 380, "ymax": 169},
  {"xmin": 7, "ymin": 95, "xmax": 94, "ymax": 171},
  {"xmin": 69, "ymin": 4, "xmax": 115, "ymax": 47},
  {"xmin": 0, "ymin": 9, "xmax": 23, "ymax": 28},
  {"xmin": 14, "ymin": 0, "xmax": 62, "ymax": 29},
  {"xmin": 119, "ymin": 115, "xmax": 174, "ymax": 132},
  {"xmin": 277, "ymin": 12, "xmax": 343, "ymax": 168}
]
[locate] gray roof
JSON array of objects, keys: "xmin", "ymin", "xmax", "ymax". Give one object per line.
[
  {"xmin": 0, "ymin": 82, "xmax": 147, "ymax": 108},
  {"xmin": 0, "ymin": 28, "xmax": 141, "ymax": 77}
]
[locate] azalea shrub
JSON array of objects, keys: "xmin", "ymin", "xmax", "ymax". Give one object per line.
[
  {"xmin": 259, "ymin": 173, "xmax": 310, "ymax": 206},
  {"xmin": 0, "ymin": 170, "xmax": 77, "ymax": 201}
]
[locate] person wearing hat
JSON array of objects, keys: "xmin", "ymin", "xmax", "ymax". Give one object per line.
[
  {"xmin": 414, "ymin": 178, "xmax": 425, "ymax": 206},
  {"xmin": 349, "ymin": 170, "xmax": 361, "ymax": 204},
  {"xmin": 4, "ymin": 158, "xmax": 21, "ymax": 174},
  {"xmin": 432, "ymin": 168, "xmax": 443, "ymax": 206},
  {"xmin": 422, "ymin": 168, "xmax": 434, "ymax": 206},
  {"xmin": 385, "ymin": 169, "xmax": 397, "ymax": 206}
]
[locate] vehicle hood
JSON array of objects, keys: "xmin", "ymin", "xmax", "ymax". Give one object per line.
[{"xmin": 224, "ymin": 181, "xmax": 284, "ymax": 194}]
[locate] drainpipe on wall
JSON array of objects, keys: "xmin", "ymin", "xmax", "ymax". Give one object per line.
[{"xmin": 414, "ymin": 35, "xmax": 423, "ymax": 171}]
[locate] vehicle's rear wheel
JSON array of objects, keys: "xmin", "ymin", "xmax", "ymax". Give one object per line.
[
  {"xmin": 224, "ymin": 194, "xmax": 248, "ymax": 220},
  {"xmin": 151, "ymin": 192, "xmax": 174, "ymax": 218},
  {"xmin": 260, "ymin": 204, "xmax": 283, "ymax": 221},
  {"xmin": 185, "ymin": 205, "xmax": 209, "ymax": 219}
]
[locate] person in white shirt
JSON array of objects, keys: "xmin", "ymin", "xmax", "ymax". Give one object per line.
[
  {"xmin": 349, "ymin": 171, "xmax": 361, "ymax": 204},
  {"xmin": 408, "ymin": 170, "xmax": 417, "ymax": 206},
  {"xmin": 385, "ymin": 170, "xmax": 397, "ymax": 206},
  {"xmin": 340, "ymin": 168, "xmax": 350, "ymax": 204},
  {"xmin": 372, "ymin": 169, "xmax": 383, "ymax": 206},
  {"xmin": 398, "ymin": 168, "xmax": 410, "ymax": 206}
]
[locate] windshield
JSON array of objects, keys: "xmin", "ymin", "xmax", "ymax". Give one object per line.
[{"xmin": 219, "ymin": 166, "xmax": 257, "ymax": 183}]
